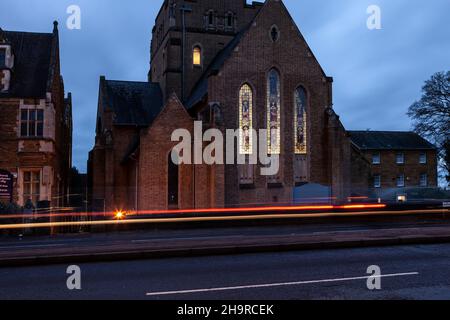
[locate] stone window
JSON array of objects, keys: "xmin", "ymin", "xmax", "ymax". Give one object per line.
[
  {"xmin": 206, "ymin": 10, "xmax": 215, "ymax": 29},
  {"xmin": 397, "ymin": 174, "xmax": 405, "ymax": 188},
  {"xmin": 239, "ymin": 84, "xmax": 253, "ymax": 155},
  {"xmin": 420, "ymin": 174, "xmax": 428, "ymax": 187},
  {"xmin": 20, "ymin": 109, "xmax": 44, "ymax": 137},
  {"xmin": 374, "ymin": 175, "xmax": 381, "ymax": 188},
  {"xmin": 294, "ymin": 87, "xmax": 307, "ymax": 154},
  {"xmin": 0, "ymin": 48, "xmax": 5, "ymax": 68},
  {"xmin": 267, "ymin": 69, "xmax": 281, "ymax": 154},
  {"xmin": 23, "ymin": 170, "xmax": 41, "ymax": 206},
  {"xmin": 420, "ymin": 152, "xmax": 427, "ymax": 164},
  {"xmin": 372, "ymin": 152, "xmax": 381, "ymax": 164},
  {"xmin": 193, "ymin": 46, "xmax": 202, "ymax": 66},
  {"xmin": 396, "ymin": 152, "xmax": 405, "ymax": 164},
  {"xmin": 225, "ymin": 12, "xmax": 234, "ymax": 31},
  {"xmin": 270, "ymin": 25, "xmax": 279, "ymax": 42}
]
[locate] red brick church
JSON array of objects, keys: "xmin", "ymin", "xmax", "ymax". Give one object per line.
[{"xmin": 88, "ymin": 0, "xmax": 437, "ymax": 212}]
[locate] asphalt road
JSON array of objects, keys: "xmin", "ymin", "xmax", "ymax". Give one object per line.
[
  {"xmin": 1, "ymin": 215, "xmax": 450, "ymax": 252},
  {"xmin": 1, "ymin": 243, "xmax": 450, "ymax": 300}
]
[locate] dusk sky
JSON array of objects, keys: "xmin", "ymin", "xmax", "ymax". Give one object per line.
[{"xmin": 1, "ymin": 0, "xmax": 449, "ymax": 172}]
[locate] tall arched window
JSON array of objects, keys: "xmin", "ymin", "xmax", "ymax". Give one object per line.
[
  {"xmin": 193, "ymin": 46, "xmax": 201, "ymax": 66},
  {"xmin": 239, "ymin": 84, "xmax": 253, "ymax": 155},
  {"xmin": 267, "ymin": 69, "xmax": 281, "ymax": 154},
  {"xmin": 294, "ymin": 87, "xmax": 307, "ymax": 154}
]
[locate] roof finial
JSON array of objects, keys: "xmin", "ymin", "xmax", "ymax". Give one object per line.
[{"xmin": 53, "ymin": 20, "xmax": 59, "ymax": 32}]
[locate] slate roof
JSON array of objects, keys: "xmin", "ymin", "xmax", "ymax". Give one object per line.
[
  {"xmin": 349, "ymin": 131, "xmax": 436, "ymax": 150},
  {"xmin": 101, "ymin": 79, "xmax": 163, "ymax": 127},
  {"xmin": 185, "ymin": 22, "xmax": 253, "ymax": 109},
  {"xmin": 0, "ymin": 30, "xmax": 54, "ymax": 98}
]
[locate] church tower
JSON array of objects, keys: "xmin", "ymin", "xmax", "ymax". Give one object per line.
[{"xmin": 149, "ymin": 0, "xmax": 263, "ymax": 103}]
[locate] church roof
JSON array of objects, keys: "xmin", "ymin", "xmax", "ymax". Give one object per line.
[
  {"xmin": 185, "ymin": 23, "xmax": 253, "ymax": 109},
  {"xmin": 101, "ymin": 79, "xmax": 163, "ymax": 127},
  {"xmin": 0, "ymin": 30, "xmax": 54, "ymax": 98},
  {"xmin": 349, "ymin": 131, "xmax": 436, "ymax": 150}
]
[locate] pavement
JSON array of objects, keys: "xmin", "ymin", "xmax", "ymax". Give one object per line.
[
  {"xmin": 1, "ymin": 242, "xmax": 450, "ymax": 299},
  {"xmin": 2, "ymin": 214, "xmax": 450, "ymax": 267}
]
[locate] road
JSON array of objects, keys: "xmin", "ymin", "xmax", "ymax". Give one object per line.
[
  {"xmin": 1, "ymin": 243, "xmax": 450, "ymax": 300},
  {"xmin": 1, "ymin": 214, "xmax": 450, "ymax": 252}
]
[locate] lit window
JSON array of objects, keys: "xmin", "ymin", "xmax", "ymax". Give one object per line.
[
  {"xmin": 23, "ymin": 171, "xmax": 40, "ymax": 205},
  {"xmin": 294, "ymin": 87, "xmax": 307, "ymax": 154},
  {"xmin": 420, "ymin": 174, "xmax": 428, "ymax": 187},
  {"xmin": 372, "ymin": 153, "xmax": 381, "ymax": 164},
  {"xmin": 239, "ymin": 84, "xmax": 253, "ymax": 155},
  {"xmin": 20, "ymin": 109, "xmax": 44, "ymax": 137},
  {"xmin": 374, "ymin": 175, "xmax": 381, "ymax": 188},
  {"xmin": 193, "ymin": 46, "xmax": 201, "ymax": 66},
  {"xmin": 396, "ymin": 152, "xmax": 405, "ymax": 164},
  {"xmin": 267, "ymin": 69, "xmax": 281, "ymax": 154},
  {"xmin": 397, "ymin": 174, "xmax": 405, "ymax": 188},
  {"xmin": 420, "ymin": 153, "xmax": 427, "ymax": 164}
]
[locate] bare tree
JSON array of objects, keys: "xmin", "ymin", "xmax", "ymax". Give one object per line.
[{"xmin": 408, "ymin": 71, "xmax": 450, "ymax": 186}]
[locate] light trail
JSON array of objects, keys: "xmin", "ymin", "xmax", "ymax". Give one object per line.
[
  {"xmin": 0, "ymin": 208, "xmax": 446, "ymax": 230},
  {"xmin": 0, "ymin": 204, "xmax": 387, "ymax": 220}
]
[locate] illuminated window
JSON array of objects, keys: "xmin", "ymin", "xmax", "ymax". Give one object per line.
[
  {"xmin": 23, "ymin": 170, "xmax": 40, "ymax": 205},
  {"xmin": 267, "ymin": 69, "xmax": 281, "ymax": 154},
  {"xmin": 239, "ymin": 84, "xmax": 253, "ymax": 155},
  {"xmin": 193, "ymin": 46, "xmax": 201, "ymax": 66},
  {"xmin": 294, "ymin": 87, "xmax": 307, "ymax": 154},
  {"xmin": 21, "ymin": 109, "xmax": 44, "ymax": 137}
]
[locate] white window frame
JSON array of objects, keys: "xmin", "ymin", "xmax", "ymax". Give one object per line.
[
  {"xmin": 420, "ymin": 174, "xmax": 428, "ymax": 187},
  {"xmin": 372, "ymin": 153, "xmax": 381, "ymax": 165},
  {"xmin": 374, "ymin": 175, "xmax": 381, "ymax": 188},
  {"xmin": 420, "ymin": 152, "xmax": 427, "ymax": 164},
  {"xmin": 397, "ymin": 174, "xmax": 405, "ymax": 188},
  {"xmin": 396, "ymin": 152, "xmax": 405, "ymax": 165}
]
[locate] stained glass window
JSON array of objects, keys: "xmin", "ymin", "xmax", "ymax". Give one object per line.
[
  {"xmin": 239, "ymin": 84, "xmax": 253, "ymax": 155},
  {"xmin": 267, "ymin": 69, "xmax": 281, "ymax": 154},
  {"xmin": 294, "ymin": 87, "xmax": 307, "ymax": 154}
]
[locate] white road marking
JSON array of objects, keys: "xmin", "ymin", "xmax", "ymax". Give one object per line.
[{"xmin": 146, "ymin": 272, "xmax": 419, "ymax": 296}]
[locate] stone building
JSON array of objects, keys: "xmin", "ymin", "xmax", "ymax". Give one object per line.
[
  {"xmin": 88, "ymin": 0, "xmax": 437, "ymax": 212},
  {"xmin": 0, "ymin": 22, "xmax": 73, "ymax": 208}
]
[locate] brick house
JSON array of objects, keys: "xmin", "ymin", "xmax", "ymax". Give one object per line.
[
  {"xmin": 349, "ymin": 131, "xmax": 438, "ymax": 198},
  {"xmin": 0, "ymin": 22, "xmax": 73, "ymax": 208},
  {"xmin": 88, "ymin": 0, "xmax": 437, "ymax": 212}
]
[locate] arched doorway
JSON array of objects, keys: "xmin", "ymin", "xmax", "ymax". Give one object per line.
[{"xmin": 168, "ymin": 153, "xmax": 179, "ymax": 209}]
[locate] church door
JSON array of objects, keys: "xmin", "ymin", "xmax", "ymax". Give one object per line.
[{"xmin": 168, "ymin": 154, "xmax": 179, "ymax": 209}]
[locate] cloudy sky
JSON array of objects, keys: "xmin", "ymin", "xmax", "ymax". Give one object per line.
[{"xmin": 1, "ymin": 0, "xmax": 449, "ymax": 172}]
